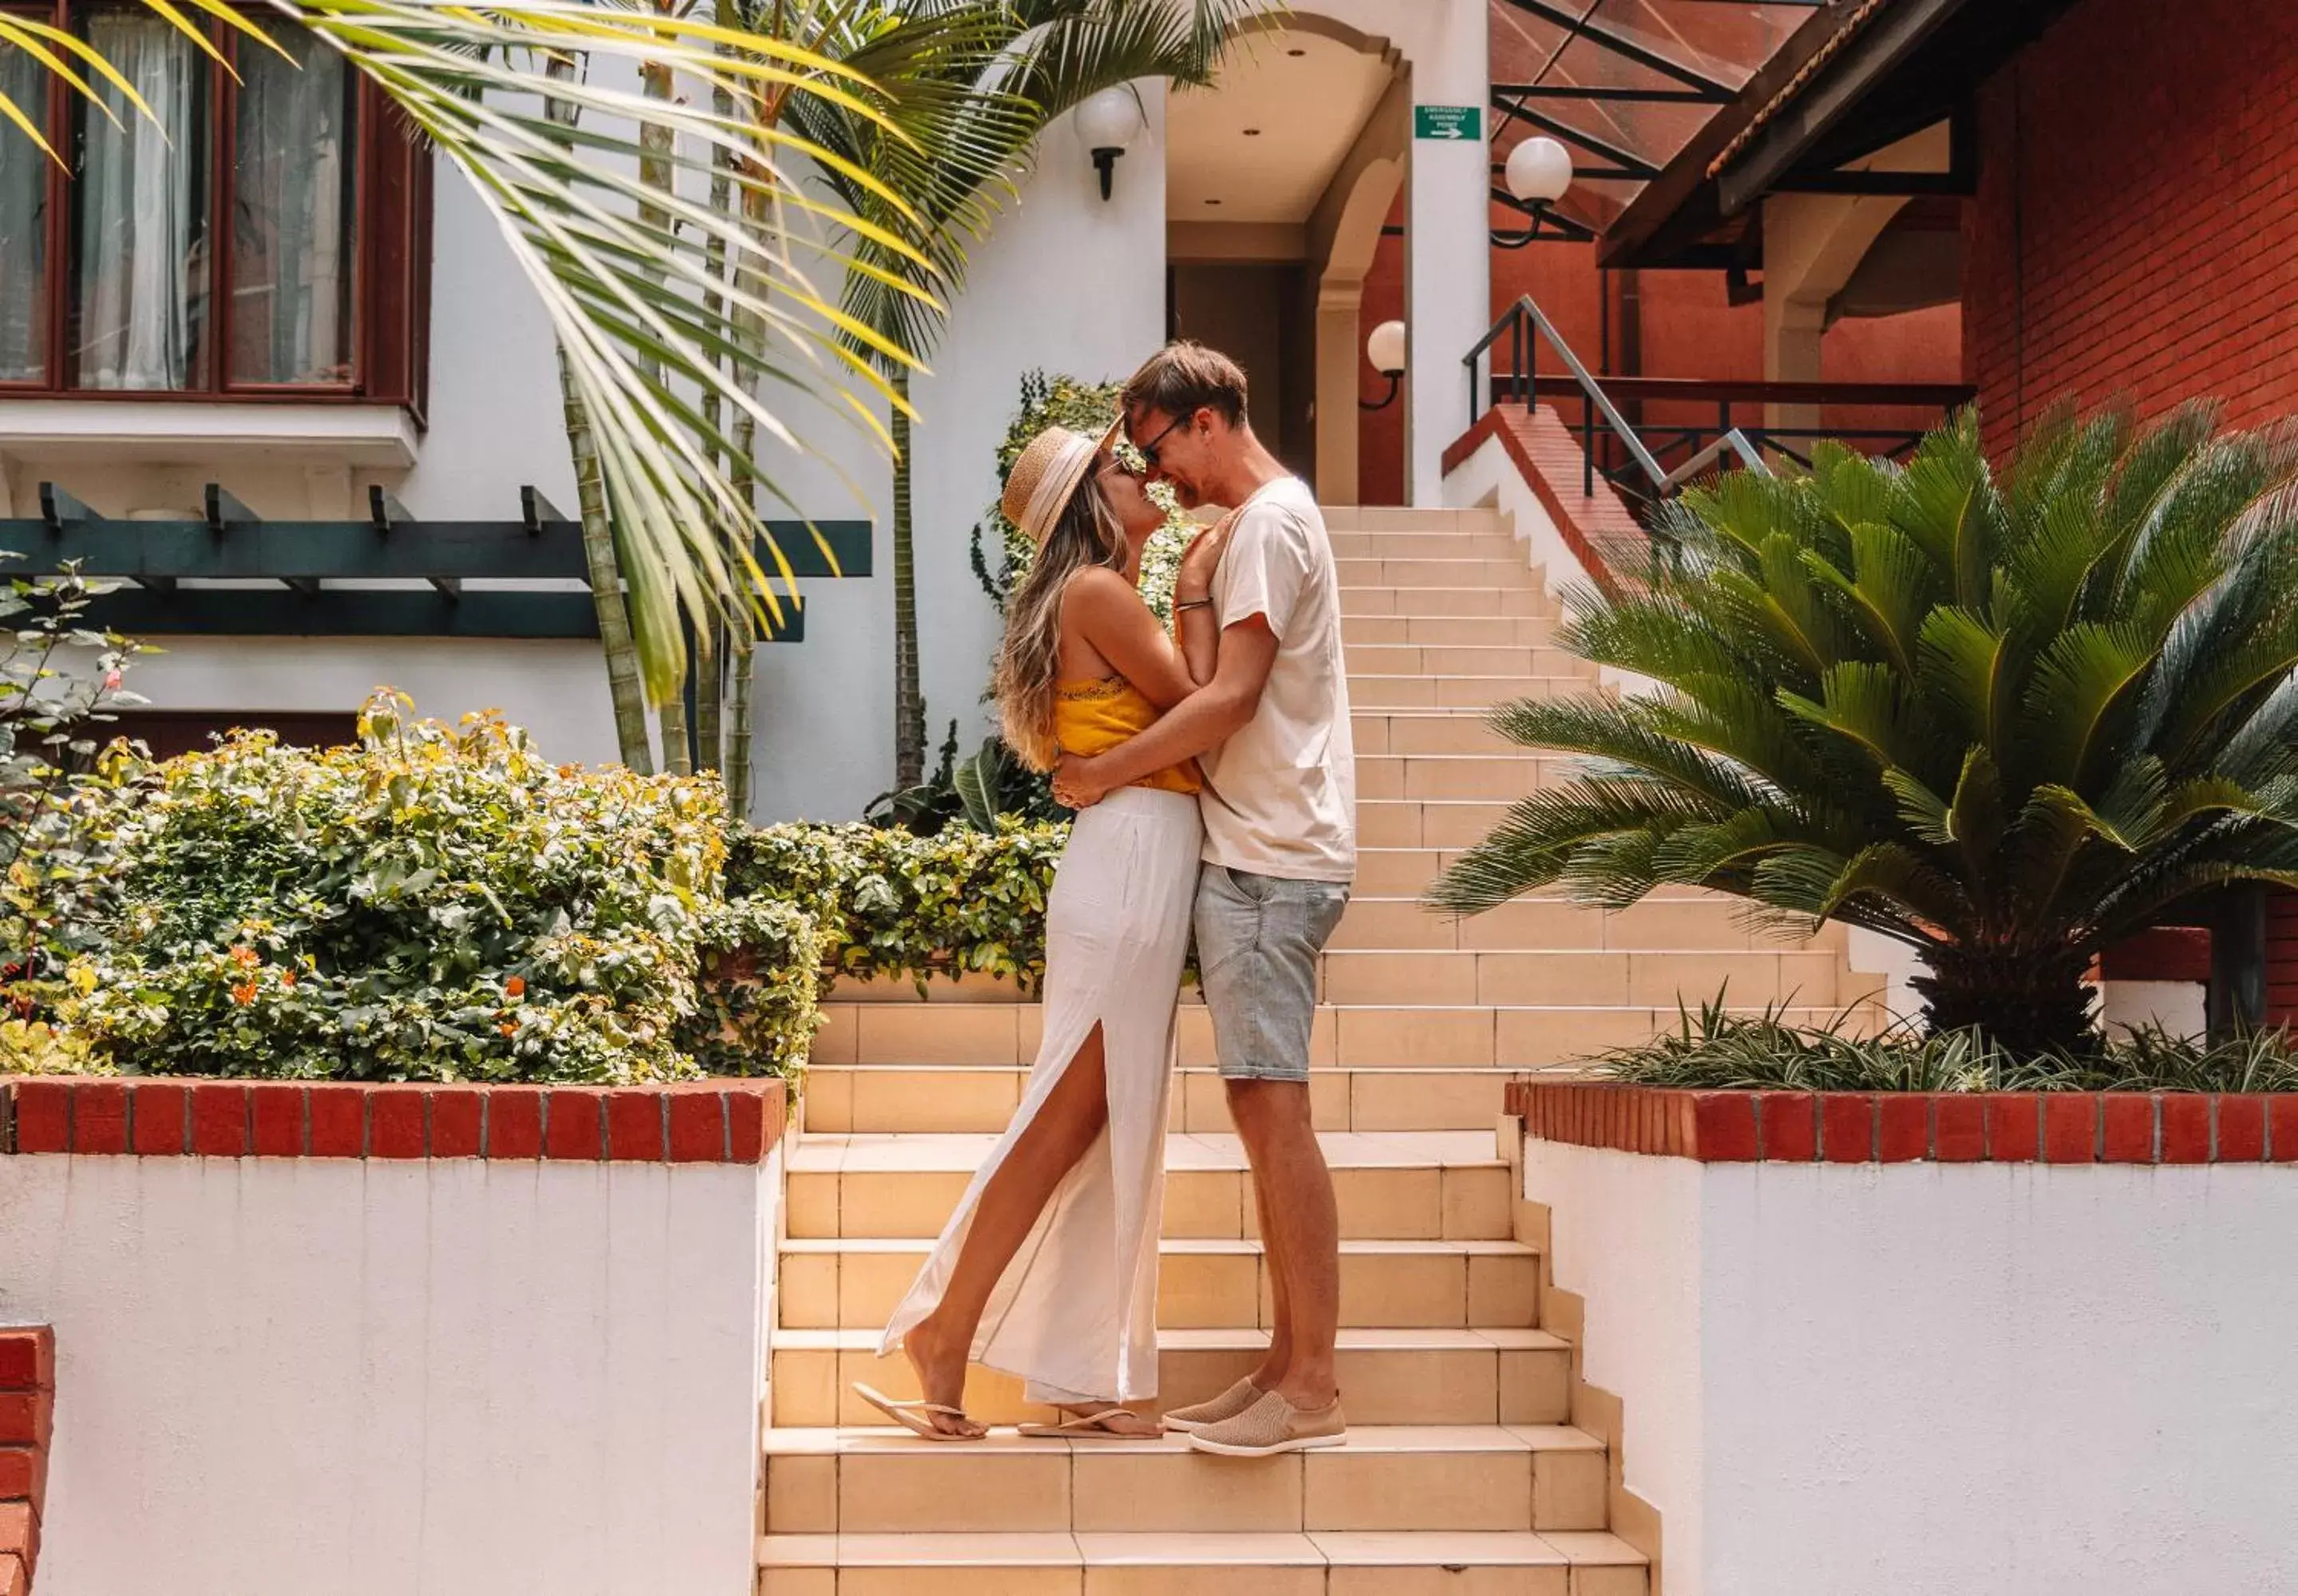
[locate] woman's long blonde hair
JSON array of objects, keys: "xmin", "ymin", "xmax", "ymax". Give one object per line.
[{"xmin": 994, "ymin": 474, "xmax": 1129, "ymax": 772}]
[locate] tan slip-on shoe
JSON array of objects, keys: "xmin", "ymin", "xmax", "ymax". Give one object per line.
[
  {"xmin": 1160, "ymin": 1377, "xmax": 1263, "ymax": 1436},
  {"xmin": 1185, "ymin": 1389, "xmax": 1347, "ymax": 1457}
]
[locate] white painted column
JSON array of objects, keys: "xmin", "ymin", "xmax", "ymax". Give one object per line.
[
  {"xmin": 1315, "ymin": 282, "xmax": 1363, "ymax": 505},
  {"xmin": 1401, "ymin": 0, "xmax": 1490, "ymax": 506}
]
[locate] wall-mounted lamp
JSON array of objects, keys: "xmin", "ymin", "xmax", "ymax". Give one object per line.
[
  {"xmin": 1491, "ymin": 136, "xmax": 1574, "ymax": 248},
  {"xmin": 1078, "ymin": 88, "xmax": 1145, "ymax": 202},
  {"xmin": 1360, "ymin": 320, "xmax": 1406, "ymax": 411}
]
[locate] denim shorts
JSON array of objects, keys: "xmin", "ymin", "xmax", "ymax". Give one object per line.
[{"xmin": 1194, "ymin": 863, "xmax": 1351, "ymax": 1083}]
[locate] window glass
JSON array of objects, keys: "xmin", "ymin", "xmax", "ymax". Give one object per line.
[
  {"xmin": 67, "ymin": 9, "xmax": 212, "ymax": 390},
  {"xmin": 229, "ymin": 24, "xmax": 355, "ymax": 384},
  {"xmin": 0, "ymin": 38, "xmax": 48, "ymax": 381}
]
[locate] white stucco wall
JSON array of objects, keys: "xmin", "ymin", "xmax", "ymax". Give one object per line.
[
  {"xmin": 0, "ymin": 1151, "xmax": 778, "ymax": 1596},
  {"xmin": 1524, "ymin": 1137, "xmax": 2298, "ymax": 1596}
]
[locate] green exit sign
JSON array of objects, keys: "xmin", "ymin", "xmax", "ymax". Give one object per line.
[{"xmin": 1414, "ymin": 105, "xmax": 1482, "ymax": 141}]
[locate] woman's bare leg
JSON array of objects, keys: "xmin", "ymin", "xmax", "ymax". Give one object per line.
[{"xmin": 899, "ymin": 1024, "xmax": 1113, "ymax": 1437}]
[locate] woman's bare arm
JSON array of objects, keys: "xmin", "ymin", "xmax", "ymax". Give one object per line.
[{"xmin": 1064, "ymin": 567, "xmax": 1196, "ymax": 710}]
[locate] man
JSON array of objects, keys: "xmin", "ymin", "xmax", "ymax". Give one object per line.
[{"xmin": 1054, "ymin": 342, "xmax": 1355, "ymax": 1458}]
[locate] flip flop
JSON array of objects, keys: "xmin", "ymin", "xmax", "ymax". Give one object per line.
[
  {"xmin": 1017, "ymin": 1405, "xmax": 1163, "ymax": 1440},
  {"xmin": 851, "ymin": 1382, "xmax": 984, "ymax": 1441}
]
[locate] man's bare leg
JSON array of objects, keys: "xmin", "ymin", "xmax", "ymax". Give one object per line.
[
  {"xmin": 899, "ymin": 1025, "xmax": 1113, "ymax": 1437},
  {"xmin": 1226, "ymin": 1077, "xmax": 1339, "ymax": 1410},
  {"xmin": 1245, "ymin": 1141, "xmax": 1292, "ymax": 1392}
]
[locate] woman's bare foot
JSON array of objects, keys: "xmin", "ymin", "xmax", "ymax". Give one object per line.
[{"xmin": 898, "ymin": 1315, "xmax": 984, "ymax": 1439}]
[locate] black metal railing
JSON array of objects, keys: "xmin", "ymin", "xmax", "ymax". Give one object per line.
[{"xmin": 1464, "ymin": 295, "xmax": 1975, "ymax": 522}]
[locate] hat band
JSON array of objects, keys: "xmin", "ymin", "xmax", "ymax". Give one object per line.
[{"xmin": 1021, "ymin": 433, "xmax": 1098, "ymax": 541}]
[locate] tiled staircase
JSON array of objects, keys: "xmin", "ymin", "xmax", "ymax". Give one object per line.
[{"xmin": 757, "ymin": 505, "xmax": 1884, "ymax": 1593}]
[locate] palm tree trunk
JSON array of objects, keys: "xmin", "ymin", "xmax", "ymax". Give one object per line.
[
  {"xmin": 695, "ymin": 619, "xmax": 726, "ymax": 774},
  {"xmin": 544, "ymin": 59, "xmax": 651, "ymax": 773},
  {"xmin": 726, "ymin": 623, "xmax": 757, "ymax": 819},
  {"xmin": 892, "ymin": 366, "xmax": 924, "ymax": 787},
  {"xmin": 659, "ymin": 684, "xmax": 694, "ymax": 776},
  {"xmin": 1912, "ymin": 948, "xmax": 2099, "ymax": 1057}
]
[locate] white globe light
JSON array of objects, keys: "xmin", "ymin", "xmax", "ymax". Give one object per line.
[
  {"xmin": 1505, "ymin": 136, "xmax": 1573, "ymax": 205},
  {"xmin": 1077, "ymin": 87, "xmax": 1144, "ymax": 153},
  {"xmin": 1366, "ymin": 320, "xmax": 1407, "ymax": 377}
]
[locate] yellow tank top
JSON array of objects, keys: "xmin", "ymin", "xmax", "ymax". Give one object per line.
[{"xmin": 1054, "ymin": 677, "xmax": 1201, "ymax": 796}]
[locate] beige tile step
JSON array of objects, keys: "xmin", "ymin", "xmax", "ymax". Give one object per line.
[
  {"xmin": 1331, "ymin": 531, "xmax": 1526, "ymax": 563},
  {"xmin": 1346, "ymin": 643, "xmax": 1585, "ymax": 678},
  {"xmin": 1351, "ymin": 710, "xmax": 1525, "ymax": 756},
  {"xmin": 757, "ymin": 1530, "xmax": 1647, "ymax": 1595},
  {"xmin": 785, "ymin": 1132, "xmax": 1516, "ymax": 1242},
  {"xmin": 1339, "ymin": 557, "xmax": 1544, "ymax": 590},
  {"xmin": 1357, "ymin": 797, "xmax": 1523, "ymax": 848},
  {"xmin": 1328, "ymin": 870, "xmax": 1839, "ymax": 952},
  {"xmin": 779, "ymin": 1237, "xmax": 1540, "ymax": 1333},
  {"xmin": 803, "ymin": 1065, "xmax": 1507, "ymax": 1136},
  {"xmin": 761, "ymin": 1424, "xmax": 1607, "ymax": 1536},
  {"xmin": 1343, "ymin": 585, "xmax": 1555, "ymax": 618},
  {"xmin": 1355, "ymin": 754, "xmax": 1559, "ymax": 804},
  {"xmin": 1343, "ymin": 614, "xmax": 1560, "ymax": 648},
  {"xmin": 1318, "ymin": 947, "xmax": 1849, "ymax": 1007},
  {"xmin": 816, "ymin": 998, "xmax": 1874, "ymax": 1074},
  {"xmin": 1347, "ymin": 674, "xmax": 1587, "ymax": 709},
  {"xmin": 770, "ymin": 1326, "xmax": 1573, "ymax": 1429},
  {"xmin": 1323, "ymin": 507, "xmax": 1505, "ymax": 534}
]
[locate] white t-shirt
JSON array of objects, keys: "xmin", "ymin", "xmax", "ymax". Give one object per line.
[{"xmin": 1197, "ymin": 476, "xmax": 1356, "ymax": 883}]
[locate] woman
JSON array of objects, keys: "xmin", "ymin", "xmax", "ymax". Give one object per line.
[{"xmin": 856, "ymin": 423, "xmax": 1215, "ymax": 1440}]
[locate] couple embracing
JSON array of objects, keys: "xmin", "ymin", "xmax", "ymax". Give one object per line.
[{"xmin": 852, "ymin": 341, "xmax": 1357, "ymax": 1458}]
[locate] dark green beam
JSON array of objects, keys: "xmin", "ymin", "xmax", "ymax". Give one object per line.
[
  {"xmin": 2, "ymin": 517, "xmax": 872, "ymax": 581},
  {"xmin": 78, "ymin": 590, "xmax": 806, "ymax": 642}
]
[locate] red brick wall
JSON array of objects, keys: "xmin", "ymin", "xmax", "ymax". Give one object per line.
[
  {"xmin": 1965, "ymin": 0, "xmax": 2298, "ymax": 456},
  {"xmin": 0, "ymin": 1328, "xmax": 50, "ymax": 1596}
]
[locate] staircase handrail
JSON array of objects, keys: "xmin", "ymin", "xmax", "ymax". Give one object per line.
[
  {"xmin": 1465, "ymin": 295, "xmax": 1678, "ymax": 492},
  {"xmin": 1659, "ymin": 429, "xmax": 1768, "ymax": 494}
]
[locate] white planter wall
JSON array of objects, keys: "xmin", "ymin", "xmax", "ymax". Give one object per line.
[
  {"xmin": 1525, "ymin": 1137, "xmax": 2298, "ymax": 1596},
  {"xmin": 0, "ymin": 1151, "xmax": 779, "ymax": 1596}
]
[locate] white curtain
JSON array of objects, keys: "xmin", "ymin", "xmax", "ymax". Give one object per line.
[
  {"xmin": 0, "ymin": 44, "xmax": 47, "ymax": 381},
  {"xmin": 76, "ymin": 14, "xmax": 202, "ymax": 389},
  {"xmin": 232, "ymin": 26, "xmax": 351, "ymax": 383}
]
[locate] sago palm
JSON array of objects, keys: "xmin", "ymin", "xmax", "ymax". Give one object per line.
[{"xmin": 1430, "ymin": 405, "xmax": 2298, "ymax": 1057}]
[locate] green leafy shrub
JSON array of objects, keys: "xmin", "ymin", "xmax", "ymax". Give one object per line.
[
  {"xmin": 971, "ymin": 369, "xmax": 1193, "ymax": 622},
  {"xmin": 1434, "ymin": 405, "xmax": 2298, "ymax": 1057},
  {"xmin": 1594, "ymin": 999, "xmax": 2298, "ymax": 1093},
  {"xmin": 3, "ymin": 556, "xmax": 150, "ymax": 1047},
  {"xmin": 0, "ymin": 1017, "xmax": 112, "ymax": 1076},
  {"xmin": 70, "ymin": 691, "xmax": 814, "ymax": 1083},
  {"xmin": 678, "ymin": 896, "xmax": 829, "ymax": 1078},
  {"xmin": 730, "ymin": 820, "xmax": 1066, "ymax": 994}
]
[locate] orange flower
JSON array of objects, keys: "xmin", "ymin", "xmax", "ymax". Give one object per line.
[
  {"xmin": 504, "ymin": 975, "xmax": 526, "ymax": 999},
  {"xmin": 229, "ymin": 945, "xmax": 260, "ymax": 968},
  {"xmin": 279, "ymin": 970, "xmax": 296, "ymax": 987},
  {"xmin": 230, "ymin": 982, "xmax": 259, "ymax": 1005},
  {"xmin": 499, "ymin": 1021, "xmax": 519, "ymax": 1037}
]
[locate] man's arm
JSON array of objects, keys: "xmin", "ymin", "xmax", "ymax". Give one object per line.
[
  {"xmin": 1054, "ymin": 618, "xmax": 1276, "ymax": 806},
  {"xmin": 1173, "ymin": 520, "xmax": 1231, "ymax": 687}
]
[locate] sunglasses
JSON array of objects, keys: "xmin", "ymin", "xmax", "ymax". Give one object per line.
[{"xmin": 1132, "ymin": 412, "xmax": 1192, "ymax": 469}]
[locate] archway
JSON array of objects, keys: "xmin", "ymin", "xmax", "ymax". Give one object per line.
[{"xmin": 1164, "ymin": 16, "xmax": 1405, "ymax": 503}]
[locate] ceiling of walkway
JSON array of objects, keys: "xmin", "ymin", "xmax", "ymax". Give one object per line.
[{"xmin": 1166, "ymin": 28, "xmax": 1394, "ymax": 225}]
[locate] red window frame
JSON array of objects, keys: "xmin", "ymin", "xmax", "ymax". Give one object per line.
[{"xmin": 0, "ymin": 2, "xmax": 429, "ymax": 414}]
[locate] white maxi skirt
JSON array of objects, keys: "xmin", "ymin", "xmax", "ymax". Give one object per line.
[{"xmin": 879, "ymin": 784, "xmax": 1203, "ymax": 1405}]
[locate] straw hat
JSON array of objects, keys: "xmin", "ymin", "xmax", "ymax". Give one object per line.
[{"xmin": 1001, "ymin": 419, "xmax": 1123, "ymax": 543}]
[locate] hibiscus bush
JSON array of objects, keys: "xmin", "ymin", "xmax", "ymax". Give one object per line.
[{"xmin": 58, "ymin": 691, "xmax": 821, "ymax": 1082}]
